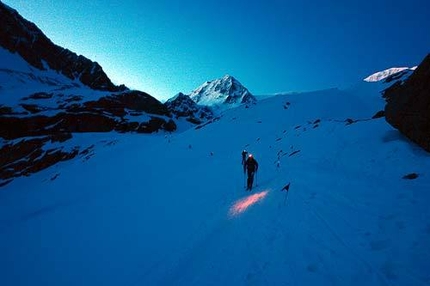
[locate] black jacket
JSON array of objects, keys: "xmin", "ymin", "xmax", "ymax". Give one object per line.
[{"xmin": 245, "ymin": 157, "xmax": 258, "ymax": 173}]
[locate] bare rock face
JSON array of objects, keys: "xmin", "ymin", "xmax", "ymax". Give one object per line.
[
  {"xmin": 165, "ymin": 93, "xmax": 214, "ymax": 125},
  {"xmin": 0, "ymin": 136, "xmax": 79, "ymax": 185},
  {"xmin": 384, "ymin": 54, "xmax": 430, "ymax": 152},
  {"xmin": 0, "ymin": 89, "xmax": 174, "ymax": 140}
]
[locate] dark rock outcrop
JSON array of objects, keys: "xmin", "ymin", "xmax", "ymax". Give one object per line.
[
  {"xmin": 67, "ymin": 91, "xmax": 169, "ymax": 117},
  {"xmin": 136, "ymin": 117, "xmax": 176, "ymax": 133},
  {"xmin": 384, "ymin": 54, "xmax": 430, "ymax": 152},
  {"xmin": 0, "ymin": 108, "xmax": 173, "ymax": 140},
  {"xmin": 0, "ymin": 2, "xmax": 125, "ymax": 92},
  {"xmin": 0, "ymin": 113, "xmax": 116, "ymax": 139},
  {"xmin": 372, "ymin": 110, "xmax": 385, "ymax": 119},
  {"xmin": 0, "ymin": 136, "xmax": 80, "ymax": 183},
  {"xmin": 403, "ymin": 173, "xmax": 419, "ymax": 180},
  {"xmin": 165, "ymin": 93, "xmax": 213, "ymax": 124},
  {"xmin": 1, "ymin": 80, "xmax": 171, "ymax": 139}
]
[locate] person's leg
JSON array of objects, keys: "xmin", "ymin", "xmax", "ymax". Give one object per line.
[{"xmin": 248, "ymin": 171, "xmax": 254, "ymax": 190}]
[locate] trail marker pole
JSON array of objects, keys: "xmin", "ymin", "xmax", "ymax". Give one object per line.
[{"xmin": 282, "ymin": 183, "xmax": 291, "ymax": 206}]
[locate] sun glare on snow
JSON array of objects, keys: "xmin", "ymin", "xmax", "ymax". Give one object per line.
[{"xmin": 229, "ymin": 191, "xmax": 269, "ymax": 217}]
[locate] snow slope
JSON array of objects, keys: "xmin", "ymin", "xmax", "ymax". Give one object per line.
[{"xmin": 1, "ymin": 79, "xmax": 430, "ymax": 286}]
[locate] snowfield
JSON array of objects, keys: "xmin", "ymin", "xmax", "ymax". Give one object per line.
[{"xmin": 1, "ymin": 77, "xmax": 430, "ymax": 286}]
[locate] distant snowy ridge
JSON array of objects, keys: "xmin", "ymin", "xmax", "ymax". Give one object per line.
[
  {"xmin": 364, "ymin": 66, "xmax": 417, "ymax": 82},
  {"xmin": 189, "ymin": 75, "xmax": 256, "ymax": 108}
]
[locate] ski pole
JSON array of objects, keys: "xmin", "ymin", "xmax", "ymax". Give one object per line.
[{"xmin": 283, "ymin": 190, "xmax": 289, "ymax": 205}]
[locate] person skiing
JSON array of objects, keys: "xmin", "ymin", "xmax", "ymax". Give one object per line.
[
  {"xmin": 241, "ymin": 150, "xmax": 248, "ymax": 166},
  {"xmin": 244, "ymin": 153, "xmax": 259, "ymax": 191}
]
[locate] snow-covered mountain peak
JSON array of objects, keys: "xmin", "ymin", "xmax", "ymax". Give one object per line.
[
  {"xmin": 220, "ymin": 74, "xmax": 238, "ymax": 84},
  {"xmin": 189, "ymin": 74, "xmax": 256, "ymax": 108},
  {"xmin": 364, "ymin": 66, "xmax": 417, "ymax": 82}
]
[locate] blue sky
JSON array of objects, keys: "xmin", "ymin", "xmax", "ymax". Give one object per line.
[{"xmin": 4, "ymin": 0, "xmax": 430, "ymax": 101}]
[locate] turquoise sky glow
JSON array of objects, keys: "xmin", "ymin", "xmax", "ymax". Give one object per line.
[{"xmin": 4, "ymin": 0, "xmax": 430, "ymax": 101}]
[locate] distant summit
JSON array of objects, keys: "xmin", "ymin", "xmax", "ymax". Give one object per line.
[
  {"xmin": 164, "ymin": 75, "xmax": 254, "ymax": 124},
  {"xmin": 189, "ymin": 75, "xmax": 256, "ymax": 108},
  {"xmin": 364, "ymin": 67, "xmax": 417, "ymax": 83}
]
